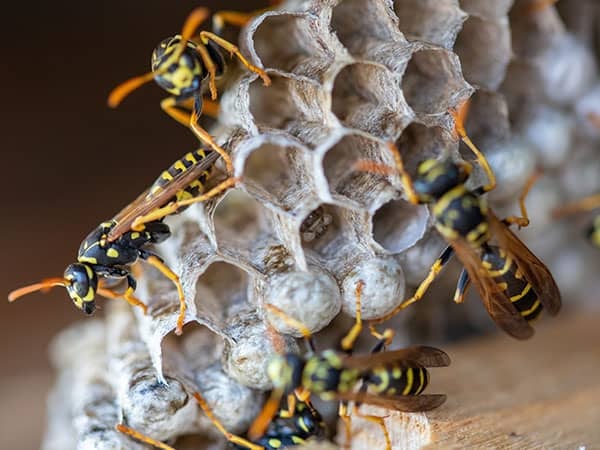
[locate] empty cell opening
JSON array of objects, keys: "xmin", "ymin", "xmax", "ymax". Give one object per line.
[
  {"xmin": 454, "ymin": 16, "xmax": 511, "ymax": 90},
  {"xmin": 323, "ymin": 134, "xmax": 398, "ymax": 207},
  {"xmin": 394, "ymin": 122, "xmax": 456, "ymax": 174},
  {"xmin": 331, "ymin": 63, "xmax": 412, "ymax": 138},
  {"xmin": 252, "ymin": 14, "xmax": 333, "ymax": 80},
  {"xmin": 460, "ymin": 0, "xmax": 513, "ymax": 19},
  {"xmin": 393, "ymin": 0, "xmax": 466, "ymax": 49},
  {"xmin": 372, "ymin": 199, "xmax": 429, "ymax": 254},
  {"xmin": 332, "ymin": 0, "xmax": 399, "ymax": 51},
  {"xmin": 213, "ymin": 189, "xmax": 263, "ymax": 243},
  {"xmin": 195, "ymin": 261, "xmax": 249, "ymax": 314},
  {"xmin": 249, "ymin": 76, "xmax": 327, "ymax": 137},
  {"xmin": 242, "ymin": 143, "xmax": 313, "ymax": 213},
  {"xmin": 401, "ymin": 48, "xmax": 466, "ymax": 114}
]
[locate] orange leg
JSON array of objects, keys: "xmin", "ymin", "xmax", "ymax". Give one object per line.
[
  {"xmin": 97, "ymin": 286, "xmax": 148, "ymax": 315},
  {"xmin": 116, "ymin": 424, "xmax": 175, "ymax": 450}
]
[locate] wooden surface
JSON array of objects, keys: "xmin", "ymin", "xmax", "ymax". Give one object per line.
[
  {"xmin": 425, "ymin": 311, "xmax": 600, "ymax": 449},
  {"xmin": 349, "ymin": 311, "xmax": 600, "ymax": 449}
]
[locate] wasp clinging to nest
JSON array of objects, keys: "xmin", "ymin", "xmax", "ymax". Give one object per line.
[{"xmin": 108, "ymin": 7, "xmax": 272, "ymax": 175}]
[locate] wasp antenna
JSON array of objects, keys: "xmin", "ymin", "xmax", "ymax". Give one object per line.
[
  {"xmin": 8, "ymin": 277, "xmax": 68, "ymax": 302},
  {"xmin": 450, "ymin": 98, "xmax": 497, "ymax": 193},
  {"xmin": 552, "ymin": 193, "xmax": 600, "ymax": 219},
  {"xmin": 180, "ymin": 7, "xmax": 210, "ymax": 41},
  {"xmin": 525, "ymin": 0, "xmax": 559, "ymax": 14},
  {"xmin": 107, "ymin": 71, "xmax": 157, "ymax": 108}
]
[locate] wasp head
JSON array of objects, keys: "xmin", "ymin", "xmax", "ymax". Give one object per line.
[
  {"xmin": 151, "ymin": 35, "xmax": 202, "ymax": 97},
  {"xmin": 413, "ymin": 159, "xmax": 469, "ymax": 202},
  {"xmin": 64, "ymin": 263, "xmax": 98, "ymax": 314}
]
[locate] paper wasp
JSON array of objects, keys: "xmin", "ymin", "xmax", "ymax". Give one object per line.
[
  {"xmin": 117, "ymin": 392, "xmax": 327, "ymax": 450},
  {"xmin": 108, "ymin": 7, "xmax": 272, "ymax": 175},
  {"xmin": 359, "ymin": 100, "xmax": 561, "ymax": 339},
  {"xmin": 552, "ymin": 193, "xmax": 600, "ymax": 249},
  {"xmin": 248, "ymin": 281, "xmax": 450, "ymax": 450},
  {"xmin": 8, "ymin": 148, "xmax": 237, "ymax": 336}
]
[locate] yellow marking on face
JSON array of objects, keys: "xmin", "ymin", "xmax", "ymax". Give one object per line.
[
  {"xmin": 131, "ymin": 232, "xmax": 140, "ymax": 240},
  {"xmin": 403, "ymin": 368, "xmax": 414, "ymax": 395},
  {"xmin": 107, "ymin": 248, "xmax": 119, "ymax": 258},
  {"xmin": 520, "ymin": 299, "xmax": 541, "ymax": 317},
  {"xmin": 510, "ymin": 283, "xmax": 532, "ymax": 302},
  {"xmin": 291, "ymin": 436, "xmax": 306, "ymax": 445},
  {"xmin": 83, "ymin": 286, "xmax": 95, "ymax": 301},
  {"xmin": 298, "ymin": 416, "xmax": 309, "ymax": 433},
  {"xmin": 268, "ymin": 438, "xmax": 282, "ymax": 448},
  {"xmin": 79, "ymin": 256, "xmax": 97, "ymax": 264},
  {"xmin": 168, "ymin": 66, "xmax": 195, "ymax": 89}
]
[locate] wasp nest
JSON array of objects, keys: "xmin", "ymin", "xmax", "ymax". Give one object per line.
[{"xmin": 43, "ymin": 0, "xmax": 600, "ymax": 449}]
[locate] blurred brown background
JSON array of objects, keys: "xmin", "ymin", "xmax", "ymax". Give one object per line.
[{"xmin": 0, "ymin": 1, "xmax": 262, "ymax": 448}]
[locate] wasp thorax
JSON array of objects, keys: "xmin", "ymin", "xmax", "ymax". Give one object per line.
[
  {"xmin": 413, "ymin": 159, "xmax": 467, "ymax": 202},
  {"xmin": 64, "ymin": 263, "xmax": 98, "ymax": 314},
  {"xmin": 267, "ymin": 354, "xmax": 304, "ymax": 394}
]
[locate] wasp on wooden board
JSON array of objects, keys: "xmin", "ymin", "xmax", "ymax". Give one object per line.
[
  {"xmin": 552, "ymin": 193, "xmax": 600, "ymax": 249},
  {"xmin": 248, "ymin": 281, "xmax": 450, "ymax": 450},
  {"xmin": 357, "ymin": 100, "xmax": 561, "ymax": 339},
  {"xmin": 117, "ymin": 393, "xmax": 327, "ymax": 450},
  {"xmin": 107, "ymin": 7, "xmax": 272, "ymax": 175},
  {"xmin": 8, "ymin": 149, "xmax": 238, "ymax": 336}
]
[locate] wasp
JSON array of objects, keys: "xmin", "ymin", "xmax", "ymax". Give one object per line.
[
  {"xmin": 117, "ymin": 392, "xmax": 327, "ymax": 450},
  {"xmin": 248, "ymin": 281, "xmax": 450, "ymax": 450},
  {"xmin": 8, "ymin": 149, "xmax": 237, "ymax": 336},
  {"xmin": 552, "ymin": 193, "xmax": 600, "ymax": 249},
  {"xmin": 359, "ymin": 100, "xmax": 561, "ymax": 339},
  {"xmin": 107, "ymin": 7, "xmax": 272, "ymax": 175}
]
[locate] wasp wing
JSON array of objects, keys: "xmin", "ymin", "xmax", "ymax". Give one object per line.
[
  {"xmin": 107, "ymin": 150, "xmax": 220, "ymax": 241},
  {"xmin": 340, "ymin": 346, "xmax": 450, "ymax": 370},
  {"xmin": 335, "ymin": 391, "xmax": 447, "ymax": 412},
  {"xmin": 488, "ymin": 211, "xmax": 561, "ymax": 316},
  {"xmin": 450, "ymin": 236, "xmax": 535, "ymax": 340}
]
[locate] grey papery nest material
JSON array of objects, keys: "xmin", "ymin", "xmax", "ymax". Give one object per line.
[{"xmin": 43, "ymin": 0, "xmax": 600, "ymax": 449}]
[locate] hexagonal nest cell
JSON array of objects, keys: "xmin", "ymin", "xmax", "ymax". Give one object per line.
[{"xmin": 39, "ymin": 0, "xmax": 600, "ymax": 448}]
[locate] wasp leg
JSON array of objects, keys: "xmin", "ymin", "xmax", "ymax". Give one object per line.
[
  {"xmin": 371, "ymin": 245, "xmax": 455, "ymax": 324},
  {"xmin": 341, "ymin": 281, "xmax": 365, "ymax": 353},
  {"xmin": 212, "ymin": 1, "xmax": 283, "ymax": 35},
  {"xmin": 201, "ymin": 97, "xmax": 220, "ymax": 119},
  {"xmin": 139, "ymin": 251, "xmax": 186, "ymax": 336},
  {"xmin": 131, "ymin": 177, "xmax": 238, "ymax": 232},
  {"xmin": 198, "ymin": 31, "xmax": 271, "ymax": 87},
  {"xmin": 338, "ymin": 402, "xmax": 353, "ymax": 449},
  {"xmin": 160, "ymin": 96, "xmax": 193, "ymax": 127},
  {"xmin": 386, "ymin": 142, "xmax": 420, "ymax": 204},
  {"xmin": 502, "ymin": 170, "xmax": 540, "ymax": 229},
  {"xmin": 353, "ymin": 405, "xmax": 391, "ymax": 450},
  {"xmin": 190, "ymin": 95, "xmax": 234, "ymax": 175},
  {"xmin": 451, "ymin": 100, "xmax": 496, "ymax": 193},
  {"xmin": 116, "ymin": 424, "xmax": 175, "ymax": 450},
  {"xmin": 453, "ymin": 268, "xmax": 471, "ymax": 304},
  {"xmin": 95, "ymin": 268, "xmax": 148, "ymax": 314},
  {"xmin": 247, "ymin": 388, "xmax": 285, "ymax": 441},
  {"xmin": 191, "ymin": 392, "xmax": 263, "ymax": 450},
  {"xmin": 264, "ymin": 303, "xmax": 317, "ymax": 353}
]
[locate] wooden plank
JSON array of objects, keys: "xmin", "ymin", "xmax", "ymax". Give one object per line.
[{"xmin": 348, "ymin": 312, "xmax": 600, "ymax": 449}]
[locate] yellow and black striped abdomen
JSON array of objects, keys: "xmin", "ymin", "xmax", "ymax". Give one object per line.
[
  {"xmin": 365, "ymin": 365, "xmax": 429, "ymax": 396},
  {"xmin": 148, "ymin": 149, "xmax": 214, "ymax": 212},
  {"xmin": 482, "ymin": 246, "xmax": 543, "ymax": 322}
]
